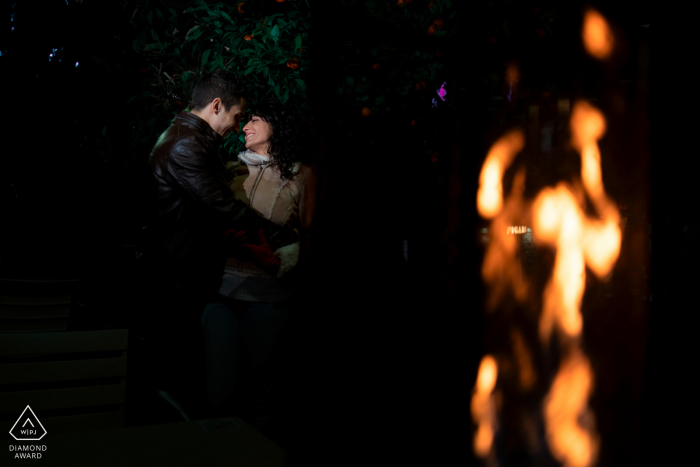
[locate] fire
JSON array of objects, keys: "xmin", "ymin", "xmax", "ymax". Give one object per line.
[
  {"xmin": 511, "ymin": 329, "xmax": 536, "ymax": 390},
  {"xmin": 543, "ymin": 350, "xmax": 599, "ymax": 467},
  {"xmin": 582, "ymin": 8, "xmax": 613, "ymax": 59},
  {"xmin": 473, "ymin": 8, "xmax": 621, "ymax": 465},
  {"xmin": 474, "ymin": 100, "xmax": 620, "ymax": 466},
  {"xmin": 471, "ymin": 355, "xmax": 498, "ymax": 457},
  {"xmin": 477, "ymin": 129, "xmax": 525, "ymax": 219}
]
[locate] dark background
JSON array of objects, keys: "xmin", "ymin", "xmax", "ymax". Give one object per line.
[{"xmin": 3, "ymin": 1, "xmax": 695, "ymax": 466}]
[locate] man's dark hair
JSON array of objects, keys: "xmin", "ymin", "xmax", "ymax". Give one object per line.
[{"xmin": 190, "ymin": 69, "xmax": 246, "ymax": 112}]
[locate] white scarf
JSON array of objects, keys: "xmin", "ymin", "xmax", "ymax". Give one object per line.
[
  {"xmin": 237, "ymin": 149, "xmax": 301, "ymax": 175},
  {"xmin": 238, "ymin": 149, "xmax": 270, "ymax": 166}
]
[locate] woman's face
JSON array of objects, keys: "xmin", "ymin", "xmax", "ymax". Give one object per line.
[{"xmin": 242, "ymin": 114, "xmax": 273, "ymax": 155}]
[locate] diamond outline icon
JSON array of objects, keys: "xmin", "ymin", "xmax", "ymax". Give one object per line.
[{"xmin": 9, "ymin": 406, "xmax": 47, "ymax": 441}]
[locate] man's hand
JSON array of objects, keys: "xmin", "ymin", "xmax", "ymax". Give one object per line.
[
  {"xmin": 223, "ymin": 229, "xmax": 248, "ymax": 256},
  {"xmin": 240, "ymin": 229, "xmax": 280, "ymax": 275}
]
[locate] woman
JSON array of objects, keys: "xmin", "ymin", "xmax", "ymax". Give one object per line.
[{"xmin": 200, "ymin": 101, "xmax": 317, "ymax": 430}]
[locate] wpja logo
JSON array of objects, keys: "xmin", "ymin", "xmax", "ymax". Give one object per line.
[{"xmin": 9, "ymin": 406, "xmax": 47, "ymax": 459}]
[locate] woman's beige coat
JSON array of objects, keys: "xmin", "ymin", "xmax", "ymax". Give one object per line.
[{"xmin": 219, "ymin": 151, "xmax": 316, "ymax": 301}]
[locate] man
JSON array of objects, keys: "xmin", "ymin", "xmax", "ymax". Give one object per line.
[{"xmin": 138, "ymin": 70, "xmax": 297, "ymax": 409}]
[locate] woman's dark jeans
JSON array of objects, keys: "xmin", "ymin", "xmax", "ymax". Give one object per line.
[{"xmin": 201, "ymin": 294, "xmax": 289, "ymax": 412}]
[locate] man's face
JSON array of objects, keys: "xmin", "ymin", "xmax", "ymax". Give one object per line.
[{"xmin": 211, "ymin": 98, "xmax": 247, "ymax": 138}]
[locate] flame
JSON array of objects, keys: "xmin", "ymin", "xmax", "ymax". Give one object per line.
[
  {"xmin": 511, "ymin": 329, "xmax": 536, "ymax": 390},
  {"xmin": 543, "ymin": 350, "xmax": 599, "ymax": 467},
  {"xmin": 471, "ymin": 355, "xmax": 498, "ymax": 457},
  {"xmin": 477, "ymin": 130, "xmax": 525, "ymax": 219},
  {"xmin": 475, "ymin": 95, "xmax": 620, "ymax": 466},
  {"xmin": 582, "ymin": 8, "xmax": 613, "ymax": 59}
]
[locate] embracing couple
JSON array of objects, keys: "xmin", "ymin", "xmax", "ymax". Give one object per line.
[{"xmin": 139, "ymin": 69, "xmax": 316, "ymax": 428}]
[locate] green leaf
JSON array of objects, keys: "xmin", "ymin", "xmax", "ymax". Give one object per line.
[
  {"xmin": 201, "ymin": 49, "xmax": 211, "ymax": 66},
  {"xmin": 294, "ymin": 79, "xmax": 306, "ymax": 92},
  {"xmin": 277, "ymin": 18, "xmax": 288, "ymax": 28},
  {"xmin": 271, "ymin": 25, "xmax": 280, "ymax": 42},
  {"xmin": 294, "ymin": 35, "xmax": 302, "ymax": 50},
  {"xmin": 156, "ymin": 9, "xmax": 164, "ymax": 21},
  {"xmin": 347, "ymin": 77, "xmax": 354, "ymax": 86},
  {"xmin": 151, "ymin": 30, "xmax": 159, "ymax": 41},
  {"xmin": 281, "ymin": 88, "xmax": 289, "ymax": 104},
  {"xmin": 375, "ymin": 95, "xmax": 385, "ymax": 104},
  {"xmin": 132, "ymin": 40, "xmax": 140, "ymax": 53},
  {"xmin": 102, "ymin": 126, "xmax": 107, "ymax": 136},
  {"xmin": 212, "ymin": 55, "xmax": 224, "ymax": 70},
  {"xmin": 174, "ymin": 47, "xmax": 180, "ymax": 55},
  {"xmin": 145, "ymin": 43, "xmax": 158, "ymax": 51},
  {"xmin": 215, "ymin": 29, "xmax": 223, "ymax": 35},
  {"xmin": 221, "ymin": 11, "xmax": 232, "ymax": 23},
  {"xmin": 268, "ymin": 74, "xmax": 275, "ymax": 86},
  {"xmin": 148, "ymin": 11, "xmax": 154, "ymax": 25}
]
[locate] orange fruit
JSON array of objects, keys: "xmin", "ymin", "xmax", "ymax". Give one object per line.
[
  {"xmin": 287, "ymin": 57, "xmax": 300, "ymax": 70},
  {"xmin": 397, "ymin": 0, "xmax": 413, "ymax": 5},
  {"xmin": 432, "ymin": 18, "xmax": 445, "ymax": 30},
  {"xmin": 411, "ymin": 119, "xmax": 416, "ymax": 126},
  {"xmin": 416, "ymin": 81, "xmax": 426, "ymax": 90},
  {"xmin": 428, "ymin": 2, "xmax": 434, "ymax": 9},
  {"xmin": 237, "ymin": 2, "xmax": 245, "ymax": 13},
  {"xmin": 277, "ymin": 0, "xmax": 286, "ymax": 2},
  {"xmin": 428, "ymin": 24, "xmax": 438, "ymax": 35},
  {"xmin": 435, "ymin": 50, "xmax": 442, "ymax": 57},
  {"xmin": 372, "ymin": 63, "xmax": 380, "ymax": 70},
  {"xmin": 361, "ymin": 107, "xmax": 372, "ymax": 117},
  {"xmin": 244, "ymin": 34, "xmax": 253, "ymax": 41}
]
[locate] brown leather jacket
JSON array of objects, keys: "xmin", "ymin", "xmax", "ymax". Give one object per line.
[{"xmin": 140, "ymin": 111, "xmax": 297, "ymax": 297}]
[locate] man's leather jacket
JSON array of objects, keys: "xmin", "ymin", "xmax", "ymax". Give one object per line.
[{"xmin": 140, "ymin": 111, "xmax": 297, "ymax": 297}]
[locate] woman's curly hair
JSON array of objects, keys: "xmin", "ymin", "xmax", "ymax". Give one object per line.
[{"xmin": 250, "ymin": 100, "xmax": 307, "ymax": 181}]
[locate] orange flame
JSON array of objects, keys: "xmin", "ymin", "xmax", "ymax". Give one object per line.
[
  {"xmin": 511, "ymin": 329, "xmax": 536, "ymax": 390},
  {"xmin": 477, "ymin": 130, "xmax": 530, "ymax": 309},
  {"xmin": 471, "ymin": 355, "xmax": 498, "ymax": 457},
  {"xmin": 543, "ymin": 350, "xmax": 599, "ymax": 467},
  {"xmin": 475, "ymin": 94, "xmax": 620, "ymax": 466},
  {"xmin": 477, "ymin": 129, "xmax": 525, "ymax": 219},
  {"xmin": 582, "ymin": 8, "xmax": 614, "ymax": 59}
]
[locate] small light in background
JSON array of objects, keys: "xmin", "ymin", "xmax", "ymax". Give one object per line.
[
  {"xmin": 75, "ymin": 62, "xmax": 79, "ymax": 67},
  {"xmin": 436, "ymin": 81, "xmax": 447, "ymax": 101}
]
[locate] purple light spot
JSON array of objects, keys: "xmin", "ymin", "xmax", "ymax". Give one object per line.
[{"xmin": 436, "ymin": 81, "xmax": 447, "ymax": 101}]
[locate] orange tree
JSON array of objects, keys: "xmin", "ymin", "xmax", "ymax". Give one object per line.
[{"xmin": 127, "ymin": 0, "xmax": 469, "ymax": 160}]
